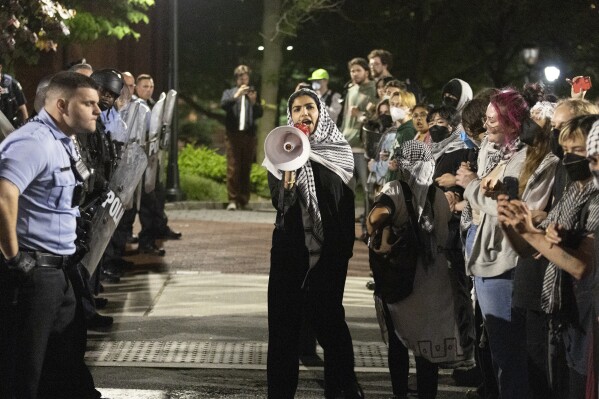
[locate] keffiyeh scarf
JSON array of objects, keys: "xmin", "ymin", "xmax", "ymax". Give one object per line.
[
  {"xmin": 394, "ymin": 140, "xmax": 435, "ymax": 224},
  {"xmin": 429, "ymin": 130, "xmax": 468, "ymax": 161},
  {"xmin": 264, "ymin": 89, "xmax": 354, "ymax": 268},
  {"xmin": 587, "ymin": 120, "xmax": 599, "ymax": 157},
  {"xmin": 539, "ymin": 181, "xmax": 599, "ymax": 314}
]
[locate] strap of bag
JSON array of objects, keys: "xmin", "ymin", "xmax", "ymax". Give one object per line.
[{"xmin": 399, "ymin": 180, "xmax": 422, "ymax": 249}]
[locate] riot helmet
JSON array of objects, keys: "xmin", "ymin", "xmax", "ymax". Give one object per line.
[{"xmin": 91, "ymin": 69, "xmax": 124, "ymax": 110}]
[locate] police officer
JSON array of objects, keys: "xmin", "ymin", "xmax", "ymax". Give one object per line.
[
  {"xmin": 89, "ymin": 69, "xmax": 130, "ymax": 283},
  {"xmin": 0, "ymin": 71, "xmax": 102, "ymax": 398},
  {"xmin": 0, "ymin": 56, "xmax": 28, "ymax": 128}
]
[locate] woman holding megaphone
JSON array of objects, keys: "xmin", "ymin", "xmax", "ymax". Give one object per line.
[{"xmin": 263, "ymin": 89, "xmax": 363, "ymax": 398}]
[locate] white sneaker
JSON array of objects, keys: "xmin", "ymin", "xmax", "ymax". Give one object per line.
[{"xmin": 226, "ymin": 202, "xmax": 237, "ymax": 211}]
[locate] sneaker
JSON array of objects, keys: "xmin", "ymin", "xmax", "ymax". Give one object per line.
[
  {"xmin": 138, "ymin": 244, "xmax": 166, "ymax": 256},
  {"xmin": 126, "ymin": 234, "xmax": 139, "ymax": 244},
  {"xmin": 157, "ymin": 228, "xmax": 182, "ymax": 240},
  {"xmin": 226, "ymin": 202, "xmax": 237, "ymax": 211},
  {"xmin": 87, "ymin": 313, "xmax": 114, "ymax": 329},
  {"xmin": 94, "ymin": 297, "xmax": 108, "ymax": 309}
]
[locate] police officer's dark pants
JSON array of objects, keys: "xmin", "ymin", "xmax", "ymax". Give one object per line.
[
  {"xmin": 225, "ymin": 132, "xmax": 256, "ymax": 207},
  {"xmin": 0, "ymin": 266, "xmax": 98, "ymax": 399},
  {"xmin": 267, "ymin": 254, "xmax": 358, "ymax": 398},
  {"xmin": 139, "ymin": 180, "xmax": 168, "ymax": 248}
]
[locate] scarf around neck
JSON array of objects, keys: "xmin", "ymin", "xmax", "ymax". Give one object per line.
[{"xmin": 263, "ymin": 89, "xmax": 354, "ymax": 268}]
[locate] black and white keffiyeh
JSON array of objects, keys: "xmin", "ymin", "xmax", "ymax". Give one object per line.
[
  {"xmin": 394, "ymin": 140, "xmax": 435, "ymax": 222},
  {"xmin": 587, "ymin": 119, "xmax": 599, "ymax": 157},
  {"xmin": 538, "ymin": 181, "xmax": 599, "ymax": 314},
  {"xmin": 264, "ymin": 89, "xmax": 354, "ymax": 268},
  {"xmin": 429, "ymin": 130, "xmax": 468, "ymax": 161}
]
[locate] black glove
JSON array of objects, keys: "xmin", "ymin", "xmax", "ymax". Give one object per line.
[{"xmin": 5, "ymin": 251, "xmax": 36, "ymax": 282}]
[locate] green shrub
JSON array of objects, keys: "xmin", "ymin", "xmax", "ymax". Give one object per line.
[
  {"xmin": 178, "ymin": 144, "xmax": 226, "ymax": 182},
  {"xmin": 179, "ymin": 174, "xmax": 227, "ymax": 201},
  {"xmin": 178, "ymin": 144, "xmax": 269, "ymax": 198}
]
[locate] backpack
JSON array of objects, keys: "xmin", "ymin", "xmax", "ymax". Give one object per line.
[{"xmin": 368, "ymin": 181, "xmax": 436, "ymax": 303}]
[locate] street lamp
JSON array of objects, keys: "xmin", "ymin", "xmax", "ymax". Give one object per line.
[
  {"xmin": 544, "ymin": 66, "xmax": 561, "ymax": 82},
  {"xmin": 544, "ymin": 65, "xmax": 561, "ymax": 95},
  {"xmin": 166, "ymin": 0, "xmax": 184, "ymax": 201},
  {"xmin": 521, "ymin": 47, "xmax": 539, "ymax": 83}
]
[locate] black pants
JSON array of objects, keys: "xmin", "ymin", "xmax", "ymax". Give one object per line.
[
  {"xmin": 0, "ymin": 266, "xmax": 99, "ymax": 399},
  {"xmin": 383, "ymin": 302, "xmax": 439, "ymax": 398},
  {"xmin": 139, "ymin": 180, "xmax": 168, "ymax": 247},
  {"xmin": 267, "ymin": 253, "xmax": 358, "ymax": 398}
]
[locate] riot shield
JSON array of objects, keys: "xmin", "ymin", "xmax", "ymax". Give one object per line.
[
  {"xmin": 122, "ymin": 101, "xmax": 150, "ymax": 209},
  {"xmin": 160, "ymin": 90, "xmax": 177, "ymax": 150},
  {"xmin": 0, "ymin": 109, "xmax": 15, "ymax": 138},
  {"xmin": 80, "ymin": 143, "xmax": 148, "ymax": 275},
  {"xmin": 158, "ymin": 90, "xmax": 178, "ymax": 180},
  {"xmin": 144, "ymin": 92, "xmax": 166, "ymax": 193}
]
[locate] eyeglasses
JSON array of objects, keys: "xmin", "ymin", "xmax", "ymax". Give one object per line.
[{"xmin": 481, "ymin": 116, "xmax": 498, "ymax": 125}]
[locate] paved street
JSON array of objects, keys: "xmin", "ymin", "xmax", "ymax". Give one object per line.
[{"xmin": 88, "ymin": 206, "xmax": 473, "ymax": 398}]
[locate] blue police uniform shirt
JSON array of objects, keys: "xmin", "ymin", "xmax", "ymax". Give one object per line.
[
  {"xmin": 101, "ymin": 107, "xmax": 128, "ymax": 143},
  {"xmin": 0, "ymin": 108, "xmax": 79, "ymax": 255}
]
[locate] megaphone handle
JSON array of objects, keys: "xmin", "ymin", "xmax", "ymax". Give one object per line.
[{"xmin": 284, "ymin": 171, "xmax": 296, "ymax": 190}]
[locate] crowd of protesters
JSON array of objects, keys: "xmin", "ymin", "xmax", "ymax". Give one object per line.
[{"xmin": 313, "ymin": 48, "xmax": 599, "ymax": 399}]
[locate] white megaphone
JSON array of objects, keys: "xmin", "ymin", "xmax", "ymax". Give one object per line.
[{"xmin": 264, "ymin": 126, "xmax": 310, "ymax": 172}]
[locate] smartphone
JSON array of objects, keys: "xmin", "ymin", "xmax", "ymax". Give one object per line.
[{"xmin": 503, "ymin": 176, "xmax": 519, "ymax": 200}]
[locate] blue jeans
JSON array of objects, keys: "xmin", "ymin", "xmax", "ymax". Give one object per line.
[
  {"xmin": 474, "ymin": 270, "xmax": 529, "ymax": 398},
  {"xmin": 465, "ymin": 224, "xmax": 477, "ymax": 260},
  {"xmin": 352, "ymin": 153, "xmax": 370, "ymax": 233}
]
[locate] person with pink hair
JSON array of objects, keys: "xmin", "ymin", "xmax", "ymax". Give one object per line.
[{"xmin": 456, "ymin": 88, "xmax": 556, "ymax": 398}]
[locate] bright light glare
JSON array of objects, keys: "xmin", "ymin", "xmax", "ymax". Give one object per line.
[
  {"xmin": 286, "ymin": 45, "xmax": 293, "ymax": 51},
  {"xmin": 258, "ymin": 46, "xmax": 264, "ymax": 51},
  {"xmin": 544, "ymin": 66, "xmax": 560, "ymax": 82}
]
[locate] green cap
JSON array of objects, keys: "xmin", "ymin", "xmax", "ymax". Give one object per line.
[{"xmin": 308, "ymin": 68, "xmax": 329, "ymax": 81}]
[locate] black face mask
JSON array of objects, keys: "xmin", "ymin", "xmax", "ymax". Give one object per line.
[
  {"xmin": 519, "ymin": 118, "xmax": 542, "ymax": 147},
  {"xmin": 429, "ymin": 125, "xmax": 450, "ymax": 143},
  {"xmin": 442, "ymin": 95, "xmax": 459, "ymax": 109},
  {"xmin": 550, "ymin": 128, "xmax": 564, "ymax": 159},
  {"xmin": 379, "ymin": 114, "xmax": 393, "ymax": 131},
  {"xmin": 563, "ymin": 153, "xmax": 592, "ymax": 181}
]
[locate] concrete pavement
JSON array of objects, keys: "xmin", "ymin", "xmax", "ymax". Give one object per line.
[{"xmin": 87, "ymin": 207, "xmax": 472, "ymax": 398}]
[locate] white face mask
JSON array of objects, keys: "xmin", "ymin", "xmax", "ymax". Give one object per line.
[
  {"xmin": 390, "ymin": 106, "xmax": 406, "ymax": 122},
  {"xmin": 592, "ymin": 170, "xmax": 599, "ymax": 190},
  {"xmin": 311, "ymin": 81, "xmax": 321, "ymax": 91}
]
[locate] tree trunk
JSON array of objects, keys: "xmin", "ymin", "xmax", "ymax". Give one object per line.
[{"xmin": 257, "ymin": 0, "xmax": 284, "ymax": 163}]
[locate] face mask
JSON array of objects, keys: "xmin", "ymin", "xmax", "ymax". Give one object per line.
[
  {"xmin": 429, "ymin": 125, "xmax": 450, "ymax": 143},
  {"xmin": 379, "ymin": 114, "xmax": 393, "ymax": 130},
  {"xmin": 390, "ymin": 106, "xmax": 406, "ymax": 122},
  {"xmin": 550, "ymin": 128, "xmax": 564, "ymax": 159},
  {"xmin": 563, "ymin": 153, "xmax": 592, "ymax": 181},
  {"xmin": 592, "ymin": 170, "xmax": 599, "ymax": 190},
  {"xmin": 442, "ymin": 94, "xmax": 459, "ymax": 109},
  {"xmin": 311, "ymin": 81, "xmax": 321, "ymax": 91},
  {"xmin": 519, "ymin": 118, "xmax": 542, "ymax": 147}
]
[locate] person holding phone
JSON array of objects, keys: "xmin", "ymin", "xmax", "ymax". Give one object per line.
[
  {"xmin": 220, "ymin": 64, "xmax": 263, "ymax": 211},
  {"xmin": 498, "ymin": 115, "xmax": 599, "ymax": 398},
  {"xmin": 455, "ymin": 89, "xmax": 555, "ymax": 398}
]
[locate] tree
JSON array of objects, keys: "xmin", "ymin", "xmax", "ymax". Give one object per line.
[
  {"xmin": 257, "ymin": 0, "xmax": 342, "ymax": 162},
  {"xmin": 0, "ymin": 0, "xmax": 153, "ymax": 65}
]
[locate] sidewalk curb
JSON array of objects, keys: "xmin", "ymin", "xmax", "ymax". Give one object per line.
[{"xmin": 165, "ymin": 201, "xmax": 274, "ymax": 211}]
